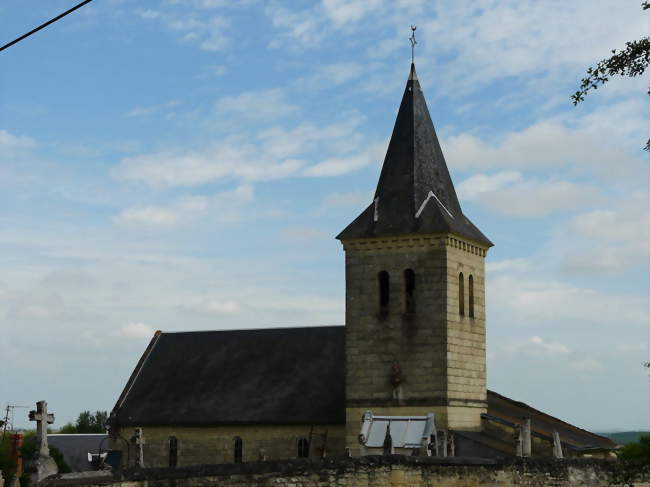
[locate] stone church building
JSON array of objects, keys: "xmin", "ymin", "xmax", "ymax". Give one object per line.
[{"xmin": 108, "ymin": 63, "xmax": 616, "ymax": 467}]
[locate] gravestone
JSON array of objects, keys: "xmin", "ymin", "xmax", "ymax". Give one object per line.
[
  {"xmin": 133, "ymin": 428, "xmax": 145, "ymax": 468},
  {"xmin": 553, "ymin": 430, "xmax": 564, "ymax": 459},
  {"xmin": 27, "ymin": 401, "xmax": 58, "ymax": 483}
]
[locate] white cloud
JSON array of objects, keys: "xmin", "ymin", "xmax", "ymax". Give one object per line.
[
  {"xmin": 321, "ymin": 0, "xmax": 383, "ymax": 26},
  {"xmin": 266, "ymin": 4, "xmax": 325, "ymax": 48},
  {"xmin": 490, "ymin": 274, "xmax": 650, "ymax": 326},
  {"xmin": 283, "ymin": 227, "xmax": 326, "ymax": 241},
  {"xmin": 113, "ymin": 185, "xmax": 254, "ymax": 227},
  {"xmin": 422, "ymin": 1, "xmax": 648, "ymax": 94},
  {"xmin": 197, "ymin": 299, "xmax": 242, "ymax": 315},
  {"xmin": 117, "ymin": 141, "xmax": 303, "ymax": 187},
  {"xmin": 319, "ymin": 190, "xmax": 369, "ymax": 211},
  {"xmin": 444, "ymin": 100, "xmax": 648, "ymax": 186},
  {"xmin": 137, "ymin": 8, "xmax": 229, "ymax": 51},
  {"xmin": 457, "ymin": 171, "xmax": 522, "ymax": 198},
  {"xmin": 114, "ymin": 206, "xmax": 178, "ymax": 226},
  {"xmin": 615, "ymin": 343, "xmax": 648, "ymax": 353},
  {"xmin": 117, "ymin": 113, "xmax": 374, "ymax": 187},
  {"xmin": 486, "ymin": 258, "xmax": 531, "ymax": 274},
  {"xmin": 303, "ymin": 141, "xmax": 385, "ymax": 177},
  {"xmin": 458, "ymin": 171, "xmax": 602, "ymax": 217},
  {"xmin": 0, "ymin": 129, "xmax": 35, "ymax": 149},
  {"xmin": 313, "ymin": 62, "xmax": 364, "ymax": 85},
  {"xmin": 555, "ymin": 191, "xmax": 650, "ymax": 274},
  {"xmin": 569, "ymin": 359, "xmax": 604, "ymax": 371},
  {"xmin": 503, "ymin": 335, "xmax": 571, "ymax": 356},
  {"xmin": 215, "ymin": 89, "xmax": 299, "ymax": 122},
  {"xmin": 116, "ymin": 322, "xmax": 156, "ymax": 339}
]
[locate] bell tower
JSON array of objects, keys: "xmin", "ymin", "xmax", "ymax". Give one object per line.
[{"xmin": 338, "ymin": 63, "xmax": 493, "ymax": 454}]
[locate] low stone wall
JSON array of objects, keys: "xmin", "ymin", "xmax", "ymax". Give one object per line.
[{"xmin": 42, "ymin": 455, "xmax": 650, "ymax": 487}]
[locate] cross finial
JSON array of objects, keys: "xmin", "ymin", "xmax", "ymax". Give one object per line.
[
  {"xmin": 409, "ymin": 25, "xmax": 417, "ymax": 64},
  {"xmin": 28, "ymin": 400, "xmax": 54, "ymax": 458}
]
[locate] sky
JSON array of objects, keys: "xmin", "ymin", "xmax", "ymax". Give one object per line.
[{"xmin": 0, "ymin": 0, "xmax": 648, "ymax": 433}]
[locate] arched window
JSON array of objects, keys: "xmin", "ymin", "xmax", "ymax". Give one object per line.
[
  {"xmin": 378, "ymin": 271, "xmax": 390, "ymax": 315},
  {"xmin": 458, "ymin": 272, "xmax": 465, "ymax": 316},
  {"xmin": 297, "ymin": 437, "xmax": 310, "ymax": 458},
  {"xmin": 404, "ymin": 269, "xmax": 415, "ymax": 314},
  {"xmin": 168, "ymin": 436, "xmax": 178, "ymax": 467},
  {"xmin": 468, "ymin": 275, "xmax": 475, "ymax": 318},
  {"xmin": 233, "ymin": 436, "xmax": 243, "ymax": 463}
]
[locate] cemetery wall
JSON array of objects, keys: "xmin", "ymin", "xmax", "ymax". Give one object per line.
[{"xmin": 42, "ymin": 456, "xmax": 650, "ymax": 487}]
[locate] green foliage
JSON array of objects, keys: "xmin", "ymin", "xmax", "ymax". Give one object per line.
[
  {"xmin": 0, "ymin": 432, "xmax": 71, "ymax": 483},
  {"xmin": 572, "ymin": 2, "xmax": 650, "ymax": 150},
  {"xmin": 599, "ymin": 431, "xmax": 650, "ymax": 445},
  {"xmin": 617, "ymin": 434, "xmax": 650, "ymax": 462},
  {"xmin": 0, "ymin": 434, "xmax": 14, "ymax": 481},
  {"xmin": 58, "ymin": 411, "xmax": 108, "ymax": 434},
  {"xmin": 20, "ymin": 432, "xmax": 71, "ymax": 474}
]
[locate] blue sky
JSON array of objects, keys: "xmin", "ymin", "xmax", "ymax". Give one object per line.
[{"xmin": 1, "ymin": 0, "xmax": 648, "ymax": 432}]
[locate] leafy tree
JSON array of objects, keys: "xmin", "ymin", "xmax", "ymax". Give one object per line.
[
  {"xmin": 58, "ymin": 411, "xmax": 108, "ymax": 434},
  {"xmin": 617, "ymin": 434, "xmax": 650, "ymax": 462},
  {"xmin": 572, "ymin": 2, "xmax": 650, "ymax": 150}
]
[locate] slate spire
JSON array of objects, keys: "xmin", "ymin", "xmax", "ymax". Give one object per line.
[{"xmin": 337, "ymin": 63, "xmax": 492, "ymax": 247}]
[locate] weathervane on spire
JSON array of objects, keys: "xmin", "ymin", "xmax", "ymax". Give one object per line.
[{"xmin": 409, "ymin": 25, "xmax": 417, "ymax": 64}]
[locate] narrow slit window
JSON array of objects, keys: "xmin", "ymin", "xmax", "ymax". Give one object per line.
[
  {"xmin": 234, "ymin": 436, "xmax": 243, "ymax": 463},
  {"xmin": 297, "ymin": 438, "xmax": 310, "ymax": 458},
  {"xmin": 168, "ymin": 436, "xmax": 178, "ymax": 467},
  {"xmin": 404, "ymin": 269, "xmax": 415, "ymax": 314},
  {"xmin": 378, "ymin": 271, "xmax": 390, "ymax": 313},
  {"xmin": 458, "ymin": 272, "xmax": 465, "ymax": 316},
  {"xmin": 469, "ymin": 275, "xmax": 475, "ymax": 318}
]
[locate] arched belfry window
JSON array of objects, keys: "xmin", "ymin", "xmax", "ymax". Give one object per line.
[
  {"xmin": 378, "ymin": 271, "xmax": 390, "ymax": 315},
  {"xmin": 404, "ymin": 269, "xmax": 415, "ymax": 315},
  {"xmin": 233, "ymin": 436, "xmax": 243, "ymax": 463},
  {"xmin": 297, "ymin": 437, "xmax": 310, "ymax": 458},
  {"xmin": 458, "ymin": 273, "xmax": 465, "ymax": 317},
  {"xmin": 168, "ymin": 436, "xmax": 178, "ymax": 467},
  {"xmin": 469, "ymin": 275, "xmax": 475, "ymax": 318}
]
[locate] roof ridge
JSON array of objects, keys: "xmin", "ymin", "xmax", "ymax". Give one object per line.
[{"xmin": 158, "ymin": 325, "xmax": 344, "ymax": 335}]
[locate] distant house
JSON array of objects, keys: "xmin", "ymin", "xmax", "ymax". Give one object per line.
[
  {"xmin": 109, "ymin": 63, "xmax": 617, "ymax": 467},
  {"xmin": 48, "ymin": 434, "xmax": 107, "ymax": 472}
]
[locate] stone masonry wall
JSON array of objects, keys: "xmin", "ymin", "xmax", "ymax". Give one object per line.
[
  {"xmin": 343, "ymin": 235, "xmax": 449, "ymax": 454},
  {"xmin": 343, "ymin": 233, "xmax": 489, "ymax": 451},
  {"xmin": 444, "ymin": 236, "xmax": 487, "ymax": 430},
  {"xmin": 111, "ymin": 425, "xmax": 345, "ymax": 468},
  {"xmin": 43, "ymin": 456, "xmax": 650, "ymax": 487}
]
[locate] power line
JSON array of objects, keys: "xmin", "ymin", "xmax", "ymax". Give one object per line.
[{"xmin": 0, "ymin": 0, "xmax": 94, "ymax": 53}]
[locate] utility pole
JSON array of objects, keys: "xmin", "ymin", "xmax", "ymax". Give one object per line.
[{"xmin": 2, "ymin": 405, "xmax": 29, "ymax": 440}]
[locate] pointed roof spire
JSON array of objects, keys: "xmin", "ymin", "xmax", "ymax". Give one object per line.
[{"xmin": 337, "ymin": 63, "xmax": 492, "ymax": 247}]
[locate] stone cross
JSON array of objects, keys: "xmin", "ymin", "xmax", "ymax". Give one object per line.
[
  {"xmin": 448, "ymin": 433, "xmax": 456, "ymax": 457},
  {"xmin": 517, "ymin": 418, "xmax": 532, "ymax": 457},
  {"xmin": 553, "ymin": 430, "xmax": 564, "ymax": 459},
  {"xmin": 441, "ymin": 430, "xmax": 448, "ymax": 457},
  {"xmin": 28, "ymin": 401, "xmax": 54, "ymax": 457},
  {"xmin": 133, "ymin": 428, "xmax": 145, "ymax": 467}
]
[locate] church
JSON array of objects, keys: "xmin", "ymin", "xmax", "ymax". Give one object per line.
[{"xmin": 108, "ymin": 63, "xmax": 616, "ymax": 467}]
